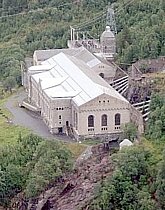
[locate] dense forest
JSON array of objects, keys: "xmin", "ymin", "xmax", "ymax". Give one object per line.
[{"xmin": 0, "ymin": 0, "xmax": 164, "ymax": 90}]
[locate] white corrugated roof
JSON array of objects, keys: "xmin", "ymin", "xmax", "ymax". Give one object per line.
[
  {"xmin": 44, "ymin": 89, "xmax": 80, "ymax": 98},
  {"xmin": 120, "ymin": 139, "xmax": 133, "ymax": 150},
  {"xmin": 29, "ymin": 65, "xmax": 53, "ymax": 72},
  {"xmin": 32, "ymin": 72, "xmax": 52, "ymax": 82},
  {"xmin": 41, "ymin": 77, "xmax": 68, "ymax": 90},
  {"xmin": 30, "ymin": 52, "xmax": 128, "ymax": 106},
  {"xmin": 65, "ymin": 55, "xmax": 110, "ymax": 88}
]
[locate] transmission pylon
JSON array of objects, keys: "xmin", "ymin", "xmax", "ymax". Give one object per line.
[{"xmin": 106, "ymin": 6, "xmax": 117, "ymax": 35}]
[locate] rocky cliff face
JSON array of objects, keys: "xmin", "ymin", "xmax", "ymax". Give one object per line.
[{"xmin": 12, "ymin": 144, "xmax": 115, "ymax": 210}]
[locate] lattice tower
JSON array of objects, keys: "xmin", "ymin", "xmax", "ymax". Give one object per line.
[{"xmin": 106, "ymin": 6, "xmax": 117, "ymax": 35}]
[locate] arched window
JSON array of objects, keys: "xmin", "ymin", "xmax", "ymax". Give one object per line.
[
  {"xmin": 88, "ymin": 115, "xmax": 94, "ymax": 127},
  {"xmin": 101, "ymin": 114, "xmax": 107, "ymax": 126},
  {"xmin": 99, "ymin": 73, "xmax": 104, "ymax": 78},
  {"xmin": 115, "ymin": 113, "xmax": 121, "ymax": 125}
]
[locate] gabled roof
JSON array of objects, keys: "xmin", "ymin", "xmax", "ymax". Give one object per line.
[
  {"xmin": 34, "ymin": 46, "xmax": 113, "ymax": 67},
  {"xmin": 31, "ymin": 52, "xmax": 128, "ymax": 106},
  {"xmin": 34, "ymin": 46, "xmax": 116, "ymax": 76},
  {"xmin": 34, "ymin": 48, "xmax": 76, "ymax": 62},
  {"xmin": 66, "ymin": 55, "xmax": 110, "ymax": 89},
  {"xmin": 119, "ymin": 139, "xmax": 133, "ymax": 150}
]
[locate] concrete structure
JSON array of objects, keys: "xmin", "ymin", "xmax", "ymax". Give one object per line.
[{"xmin": 25, "ymin": 51, "xmax": 131, "ymax": 140}]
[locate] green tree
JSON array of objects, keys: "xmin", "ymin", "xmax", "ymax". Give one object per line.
[
  {"xmin": 2, "ymin": 76, "xmax": 16, "ymax": 93},
  {"xmin": 25, "ymin": 173, "xmax": 49, "ymax": 198},
  {"xmin": 0, "ymin": 134, "xmax": 73, "ymax": 207},
  {"xmin": 137, "ymin": 190, "xmax": 156, "ymax": 210},
  {"xmin": 156, "ymin": 151, "xmax": 165, "ymax": 209},
  {"xmin": 146, "ymin": 94, "xmax": 165, "ymax": 140},
  {"xmin": 122, "ymin": 122, "xmax": 138, "ymax": 141}
]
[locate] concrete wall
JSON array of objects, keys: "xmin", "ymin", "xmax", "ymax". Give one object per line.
[{"xmin": 29, "ymin": 77, "xmax": 38, "ymax": 106}]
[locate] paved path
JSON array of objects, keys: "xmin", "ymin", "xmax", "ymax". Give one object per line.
[{"xmin": 5, "ymin": 90, "xmax": 73, "ymax": 141}]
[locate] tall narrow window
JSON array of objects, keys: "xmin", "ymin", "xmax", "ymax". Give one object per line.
[
  {"xmin": 75, "ymin": 113, "xmax": 78, "ymax": 130},
  {"xmin": 59, "ymin": 115, "xmax": 61, "ymax": 120},
  {"xmin": 88, "ymin": 115, "xmax": 94, "ymax": 127},
  {"xmin": 73, "ymin": 110, "xmax": 76, "ymax": 127},
  {"xmin": 115, "ymin": 113, "xmax": 121, "ymax": 125},
  {"xmin": 101, "ymin": 114, "xmax": 107, "ymax": 126}
]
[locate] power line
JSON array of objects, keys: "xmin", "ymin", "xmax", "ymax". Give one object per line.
[
  {"xmin": 0, "ymin": 1, "xmax": 75, "ymax": 20},
  {"xmin": 73, "ymin": 11, "xmax": 106, "ymax": 31},
  {"xmin": 73, "ymin": 0, "xmax": 136, "ymax": 32},
  {"xmin": 0, "ymin": 0, "xmax": 136, "ymax": 24},
  {"xmin": 115, "ymin": 0, "xmax": 136, "ymax": 14}
]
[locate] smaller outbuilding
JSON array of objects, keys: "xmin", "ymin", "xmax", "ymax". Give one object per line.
[{"xmin": 119, "ymin": 139, "xmax": 133, "ymax": 150}]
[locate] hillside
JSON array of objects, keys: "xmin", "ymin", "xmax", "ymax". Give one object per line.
[
  {"xmin": 0, "ymin": 0, "xmax": 164, "ymax": 90},
  {"xmin": 9, "ymin": 138, "xmax": 165, "ymax": 210}
]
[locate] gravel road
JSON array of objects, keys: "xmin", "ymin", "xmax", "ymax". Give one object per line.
[{"xmin": 5, "ymin": 90, "xmax": 72, "ymax": 141}]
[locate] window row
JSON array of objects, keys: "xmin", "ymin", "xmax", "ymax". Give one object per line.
[
  {"xmin": 88, "ymin": 114, "xmax": 121, "ymax": 127},
  {"xmin": 56, "ymin": 107, "xmax": 70, "ymax": 111},
  {"xmin": 88, "ymin": 128, "xmax": 94, "ymax": 131},
  {"xmin": 99, "ymin": 100, "xmax": 110, "ymax": 103},
  {"xmin": 101, "ymin": 127, "xmax": 107, "ymax": 131},
  {"xmin": 56, "ymin": 107, "xmax": 64, "ymax": 110}
]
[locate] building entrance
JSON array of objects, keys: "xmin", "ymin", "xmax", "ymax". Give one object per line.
[{"xmin": 58, "ymin": 127, "xmax": 63, "ymax": 134}]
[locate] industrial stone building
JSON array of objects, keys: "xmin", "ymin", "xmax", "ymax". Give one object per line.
[{"xmin": 23, "ymin": 26, "xmax": 143, "ymax": 139}]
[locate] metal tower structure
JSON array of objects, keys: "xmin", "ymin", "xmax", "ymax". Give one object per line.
[{"xmin": 106, "ymin": 6, "xmax": 117, "ymax": 35}]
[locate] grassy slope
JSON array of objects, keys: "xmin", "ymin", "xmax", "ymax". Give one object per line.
[
  {"xmin": 0, "ymin": 96, "xmax": 30, "ymax": 146},
  {"xmin": 66, "ymin": 142, "xmax": 87, "ymax": 159}
]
